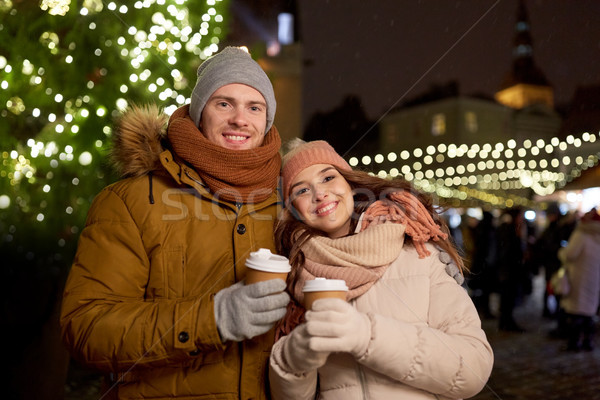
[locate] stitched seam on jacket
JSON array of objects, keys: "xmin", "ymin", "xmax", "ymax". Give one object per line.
[{"xmin": 402, "ymin": 326, "xmax": 424, "ymax": 382}]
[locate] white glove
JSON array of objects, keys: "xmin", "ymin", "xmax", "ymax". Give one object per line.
[
  {"xmin": 214, "ymin": 280, "xmax": 290, "ymax": 342},
  {"xmin": 280, "ymin": 324, "xmax": 330, "ymax": 373},
  {"xmin": 305, "ymin": 298, "xmax": 371, "ymax": 358}
]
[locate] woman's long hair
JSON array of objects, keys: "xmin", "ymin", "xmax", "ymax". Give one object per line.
[{"xmin": 275, "ymin": 167, "xmax": 465, "ymax": 289}]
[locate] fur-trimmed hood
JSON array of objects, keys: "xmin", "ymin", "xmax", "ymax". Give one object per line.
[{"xmin": 110, "ymin": 104, "xmax": 170, "ymax": 178}]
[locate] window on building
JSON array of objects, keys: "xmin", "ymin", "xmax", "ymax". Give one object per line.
[
  {"xmin": 278, "ymin": 13, "xmax": 294, "ymax": 45},
  {"xmin": 465, "ymin": 111, "xmax": 478, "ymax": 133},
  {"xmin": 431, "ymin": 113, "xmax": 446, "ymax": 136}
]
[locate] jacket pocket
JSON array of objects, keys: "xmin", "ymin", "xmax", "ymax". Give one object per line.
[
  {"xmin": 165, "ymin": 246, "xmax": 186, "ymax": 298},
  {"xmin": 148, "ymin": 246, "xmax": 186, "ymax": 299}
]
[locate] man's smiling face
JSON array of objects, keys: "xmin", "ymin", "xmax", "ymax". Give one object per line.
[{"xmin": 199, "ymin": 83, "xmax": 268, "ymax": 150}]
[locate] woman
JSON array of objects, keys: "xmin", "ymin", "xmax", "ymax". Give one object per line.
[
  {"xmin": 269, "ymin": 140, "xmax": 493, "ymax": 399},
  {"xmin": 559, "ymin": 208, "xmax": 600, "ymax": 351}
]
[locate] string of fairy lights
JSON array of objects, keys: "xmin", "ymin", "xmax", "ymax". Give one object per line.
[
  {"xmin": 5, "ymin": 127, "xmax": 596, "ymax": 214},
  {"xmin": 349, "ymin": 131, "xmax": 600, "ymax": 209}
]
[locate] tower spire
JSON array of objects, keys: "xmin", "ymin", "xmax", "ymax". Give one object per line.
[
  {"xmin": 495, "ymin": 0, "xmax": 554, "ymax": 109},
  {"xmin": 514, "ymin": 0, "xmax": 533, "ymax": 60}
]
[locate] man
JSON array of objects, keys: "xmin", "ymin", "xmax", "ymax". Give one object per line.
[{"xmin": 60, "ymin": 47, "xmax": 290, "ymax": 399}]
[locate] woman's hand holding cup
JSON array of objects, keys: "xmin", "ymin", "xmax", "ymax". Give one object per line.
[{"xmin": 305, "ymin": 298, "xmax": 372, "ymax": 359}]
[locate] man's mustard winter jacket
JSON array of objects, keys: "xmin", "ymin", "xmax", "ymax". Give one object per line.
[{"xmin": 60, "ymin": 105, "xmax": 281, "ymax": 399}]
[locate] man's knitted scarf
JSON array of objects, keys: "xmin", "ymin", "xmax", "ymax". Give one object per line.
[
  {"xmin": 276, "ymin": 190, "xmax": 447, "ymax": 339},
  {"xmin": 167, "ymin": 105, "xmax": 281, "ymax": 203}
]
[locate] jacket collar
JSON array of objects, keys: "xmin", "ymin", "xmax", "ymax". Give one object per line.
[{"xmin": 160, "ymin": 148, "xmax": 281, "ymax": 212}]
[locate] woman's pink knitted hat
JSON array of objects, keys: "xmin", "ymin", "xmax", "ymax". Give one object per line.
[{"xmin": 281, "ymin": 139, "xmax": 351, "ymax": 201}]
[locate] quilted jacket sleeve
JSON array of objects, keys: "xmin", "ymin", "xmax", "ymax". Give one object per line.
[
  {"xmin": 60, "ymin": 187, "xmax": 223, "ymax": 372},
  {"xmin": 356, "ymin": 263, "xmax": 494, "ymax": 399},
  {"xmin": 268, "ymin": 336, "xmax": 318, "ymax": 400}
]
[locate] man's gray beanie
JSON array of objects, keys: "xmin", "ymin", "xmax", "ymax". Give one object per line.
[{"xmin": 189, "ymin": 47, "xmax": 276, "ymax": 134}]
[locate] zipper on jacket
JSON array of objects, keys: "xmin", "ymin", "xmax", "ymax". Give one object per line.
[
  {"xmin": 356, "ymin": 363, "xmax": 368, "ymax": 400},
  {"xmin": 352, "ymin": 298, "xmax": 369, "ymax": 400},
  {"xmin": 352, "ymin": 301, "xmax": 369, "ymax": 400}
]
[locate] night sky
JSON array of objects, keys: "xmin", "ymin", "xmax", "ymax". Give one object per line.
[{"xmin": 298, "ymin": 0, "xmax": 600, "ymax": 123}]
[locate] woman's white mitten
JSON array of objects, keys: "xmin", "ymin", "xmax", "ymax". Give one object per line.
[
  {"xmin": 306, "ymin": 298, "xmax": 371, "ymax": 358},
  {"xmin": 281, "ymin": 324, "xmax": 330, "ymax": 373}
]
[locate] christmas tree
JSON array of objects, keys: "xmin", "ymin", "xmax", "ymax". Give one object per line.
[{"xmin": 0, "ymin": 0, "xmax": 230, "ymax": 275}]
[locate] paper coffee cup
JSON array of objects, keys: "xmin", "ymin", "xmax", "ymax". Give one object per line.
[
  {"xmin": 302, "ymin": 278, "xmax": 349, "ymax": 310},
  {"xmin": 245, "ymin": 248, "xmax": 292, "ymax": 284}
]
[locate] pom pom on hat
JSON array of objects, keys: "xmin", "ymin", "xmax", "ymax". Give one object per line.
[
  {"xmin": 189, "ymin": 47, "xmax": 276, "ymax": 134},
  {"xmin": 282, "ymin": 139, "xmax": 351, "ymax": 201}
]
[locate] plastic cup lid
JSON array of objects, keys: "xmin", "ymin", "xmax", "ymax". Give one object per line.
[
  {"xmin": 302, "ymin": 277, "xmax": 348, "ymax": 292},
  {"xmin": 245, "ymin": 248, "xmax": 291, "ymax": 273}
]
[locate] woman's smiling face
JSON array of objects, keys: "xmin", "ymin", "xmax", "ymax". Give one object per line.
[{"xmin": 289, "ymin": 164, "xmax": 354, "ymax": 238}]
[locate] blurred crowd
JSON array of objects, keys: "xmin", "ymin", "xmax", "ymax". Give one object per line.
[{"xmin": 449, "ymin": 204, "xmax": 600, "ymax": 351}]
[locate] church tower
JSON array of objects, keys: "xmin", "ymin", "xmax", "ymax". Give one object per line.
[{"xmin": 495, "ymin": 0, "xmax": 554, "ymax": 109}]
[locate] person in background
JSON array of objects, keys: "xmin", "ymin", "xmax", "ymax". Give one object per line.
[
  {"xmin": 495, "ymin": 207, "xmax": 527, "ymax": 332},
  {"xmin": 463, "ymin": 213, "xmax": 479, "ymax": 267},
  {"xmin": 468, "ymin": 211, "xmax": 498, "ymax": 319},
  {"xmin": 268, "ymin": 140, "xmax": 493, "ymax": 399},
  {"xmin": 534, "ymin": 203, "xmax": 564, "ymax": 318},
  {"xmin": 558, "ymin": 208, "xmax": 600, "ymax": 351},
  {"xmin": 60, "ymin": 47, "xmax": 290, "ymax": 399}
]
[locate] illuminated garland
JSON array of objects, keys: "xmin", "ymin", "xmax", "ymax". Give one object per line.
[{"xmin": 349, "ymin": 131, "xmax": 600, "ymax": 208}]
